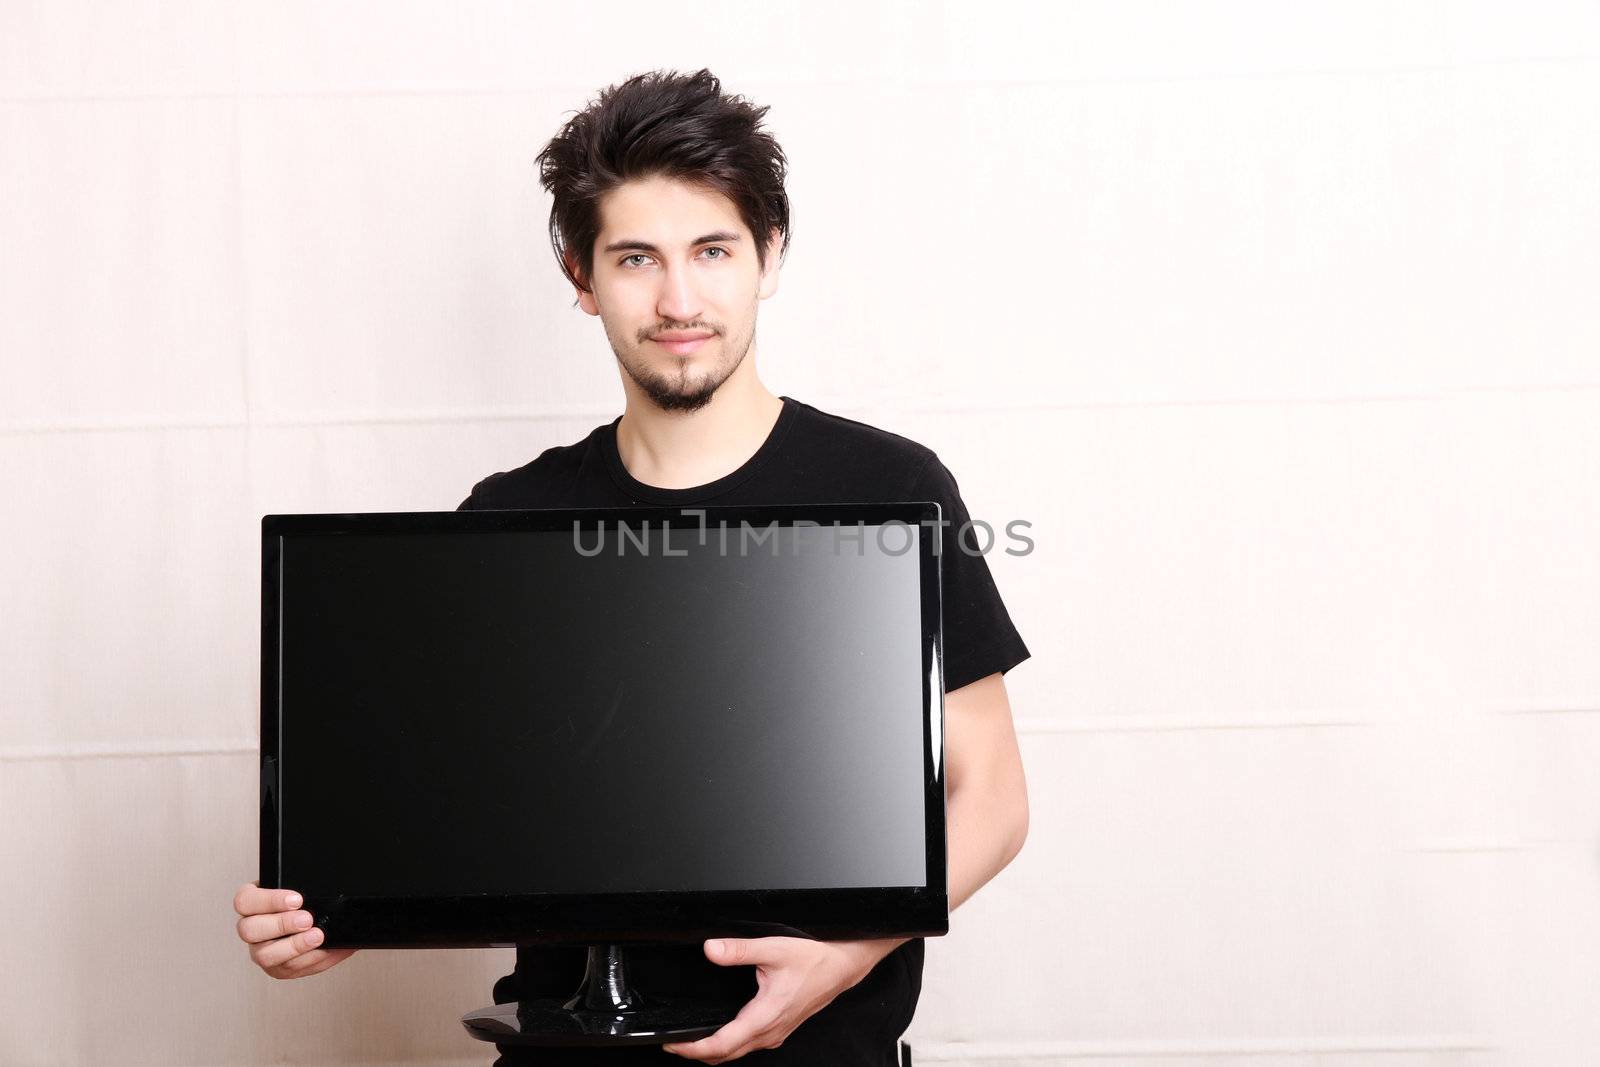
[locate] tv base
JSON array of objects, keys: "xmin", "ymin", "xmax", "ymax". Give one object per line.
[{"xmin": 461, "ymin": 943, "xmax": 740, "ymax": 1048}]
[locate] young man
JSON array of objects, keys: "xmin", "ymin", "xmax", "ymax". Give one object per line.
[{"xmin": 234, "ymin": 69, "xmax": 1031, "ymax": 1066}]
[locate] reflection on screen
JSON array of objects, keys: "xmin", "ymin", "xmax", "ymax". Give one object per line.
[{"xmin": 278, "ymin": 520, "xmax": 928, "ymax": 897}]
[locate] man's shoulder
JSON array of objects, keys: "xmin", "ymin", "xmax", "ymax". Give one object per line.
[
  {"xmin": 785, "ymin": 396, "xmax": 940, "ymax": 488},
  {"xmin": 460, "ymin": 422, "xmax": 607, "ymax": 509}
]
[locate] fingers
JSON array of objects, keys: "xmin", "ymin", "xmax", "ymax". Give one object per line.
[
  {"xmin": 662, "ymin": 995, "xmax": 784, "ymax": 1063},
  {"xmin": 233, "ymin": 882, "xmax": 303, "ymax": 918},
  {"xmin": 266, "ymin": 947, "xmax": 356, "ymax": 980},
  {"xmin": 703, "ymin": 937, "xmax": 794, "ymax": 968},
  {"xmin": 236, "ymin": 908, "xmax": 315, "ymax": 945},
  {"xmin": 248, "ymin": 926, "xmax": 328, "ymax": 971},
  {"xmin": 234, "ymin": 881, "xmax": 353, "ymax": 979}
]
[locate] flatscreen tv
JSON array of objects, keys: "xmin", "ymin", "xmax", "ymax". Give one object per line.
[{"xmin": 259, "ymin": 501, "xmax": 947, "ymax": 1046}]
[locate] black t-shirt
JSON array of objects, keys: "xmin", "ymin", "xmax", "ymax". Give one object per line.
[{"xmin": 456, "ymin": 394, "xmax": 1030, "ymax": 1066}]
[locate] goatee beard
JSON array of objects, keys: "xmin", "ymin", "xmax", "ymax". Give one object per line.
[
  {"xmin": 635, "ymin": 370, "xmax": 720, "ymax": 413},
  {"xmin": 619, "ymin": 328, "xmax": 750, "ymax": 414}
]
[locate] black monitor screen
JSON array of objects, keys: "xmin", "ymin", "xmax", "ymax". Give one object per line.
[{"xmin": 268, "ymin": 507, "xmax": 939, "ymax": 917}]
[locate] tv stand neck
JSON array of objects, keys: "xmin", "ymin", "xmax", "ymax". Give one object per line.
[
  {"xmin": 461, "ymin": 941, "xmax": 739, "ymax": 1048},
  {"xmin": 564, "ymin": 943, "xmax": 642, "ymax": 1013}
]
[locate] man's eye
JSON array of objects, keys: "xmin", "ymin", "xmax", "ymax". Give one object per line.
[{"xmin": 621, "ymin": 248, "xmax": 725, "ymax": 268}]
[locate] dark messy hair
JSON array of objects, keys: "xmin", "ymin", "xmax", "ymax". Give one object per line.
[{"xmin": 535, "ymin": 68, "xmax": 792, "ymax": 297}]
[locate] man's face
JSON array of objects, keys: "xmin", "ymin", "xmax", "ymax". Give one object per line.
[{"xmin": 575, "ymin": 175, "xmax": 781, "ymax": 413}]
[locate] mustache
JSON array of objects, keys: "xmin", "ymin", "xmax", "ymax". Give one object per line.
[{"xmin": 641, "ymin": 324, "xmax": 720, "ymax": 341}]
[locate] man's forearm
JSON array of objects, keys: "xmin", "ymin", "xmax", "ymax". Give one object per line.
[{"xmin": 944, "ymin": 766, "xmax": 1029, "ymax": 913}]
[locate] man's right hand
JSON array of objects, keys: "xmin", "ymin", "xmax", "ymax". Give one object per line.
[{"xmin": 234, "ymin": 882, "xmax": 357, "ymax": 979}]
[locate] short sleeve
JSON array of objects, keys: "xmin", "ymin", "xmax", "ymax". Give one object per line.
[{"xmin": 905, "ymin": 455, "xmax": 1032, "ymax": 693}]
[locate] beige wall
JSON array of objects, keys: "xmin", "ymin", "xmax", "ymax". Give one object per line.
[{"xmin": 3, "ymin": 2, "xmax": 1598, "ymax": 1064}]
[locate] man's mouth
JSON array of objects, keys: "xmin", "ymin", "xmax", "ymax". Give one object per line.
[{"xmin": 652, "ymin": 332, "xmax": 714, "ymax": 356}]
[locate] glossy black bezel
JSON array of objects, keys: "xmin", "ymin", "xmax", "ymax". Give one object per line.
[{"xmin": 260, "ymin": 501, "xmax": 948, "ymax": 947}]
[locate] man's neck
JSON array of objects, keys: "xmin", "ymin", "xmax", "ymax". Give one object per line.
[{"xmin": 615, "ymin": 376, "xmax": 784, "ymax": 491}]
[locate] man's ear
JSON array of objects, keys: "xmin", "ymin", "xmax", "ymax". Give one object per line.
[
  {"xmin": 757, "ymin": 227, "xmax": 783, "ymax": 300},
  {"xmin": 566, "ymin": 254, "xmax": 599, "ymax": 315}
]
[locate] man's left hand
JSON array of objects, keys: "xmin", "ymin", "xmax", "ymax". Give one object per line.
[{"xmin": 661, "ymin": 936, "xmax": 887, "ymax": 1063}]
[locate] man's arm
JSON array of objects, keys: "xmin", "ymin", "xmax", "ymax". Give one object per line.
[
  {"xmin": 664, "ymin": 670, "xmax": 1030, "ymax": 1062},
  {"xmin": 943, "ymin": 669, "xmax": 1032, "ymax": 908}
]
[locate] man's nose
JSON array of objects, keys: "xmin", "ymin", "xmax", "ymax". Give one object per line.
[{"xmin": 656, "ymin": 263, "xmax": 703, "ymax": 324}]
